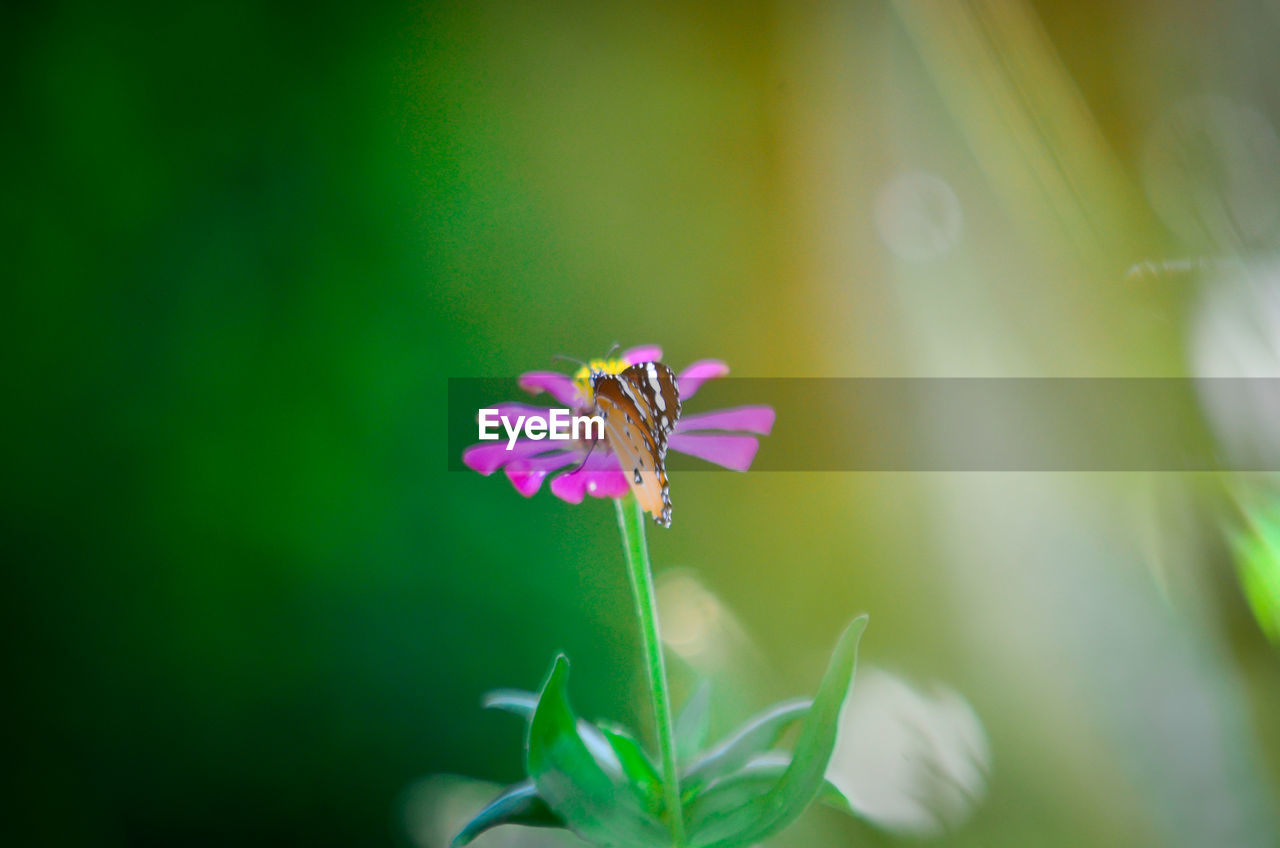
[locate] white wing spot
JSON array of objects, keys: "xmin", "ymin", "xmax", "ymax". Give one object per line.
[{"xmin": 646, "ymin": 363, "xmax": 663, "ymax": 395}]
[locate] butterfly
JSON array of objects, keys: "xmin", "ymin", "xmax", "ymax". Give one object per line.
[{"xmin": 590, "ymin": 362, "xmax": 682, "ymax": 527}]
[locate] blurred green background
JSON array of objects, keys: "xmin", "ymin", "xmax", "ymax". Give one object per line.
[{"xmin": 8, "ymin": 0, "xmax": 1280, "ymax": 845}]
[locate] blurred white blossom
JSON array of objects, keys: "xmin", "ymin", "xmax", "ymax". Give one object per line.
[
  {"xmin": 1190, "ymin": 257, "xmax": 1280, "ymax": 469},
  {"xmin": 825, "ymin": 668, "xmax": 990, "ymax": 838}
]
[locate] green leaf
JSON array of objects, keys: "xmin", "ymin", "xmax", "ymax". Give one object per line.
[
  {"xmin": 680, "ymin": 698, "xmax": 811, "ymax": 802},
  {"xmin": 1233, "ymin": 499, "xmax": 1280, "ymax": 644},
  {"xmin": 451, "ymin": 779, "xmax": 566, "ymax": 847},
  {"xmin": 685, "ymin": 616, "xmax": 869, "ymax": 848},
  {"xmin": 485, "ymin": 687, "xmax": 630, "ymax": 784},
  {"xmin": 683, "ymin": 754, "xmax": 855, "ymax": 824},
  {"xmin": 596, "ymin": 722, "xmax": 664, "ymax": 814},
  {"xmin": 674, "ymin": 681, "xmax": 713, "ymax": 766},
  {"xmin": 527, "ymin": 655, "xmax": 671, "ymax": 848},
  {"xmin": 483, "ymin": 688, "xmax": 539, "ymax": 720}
]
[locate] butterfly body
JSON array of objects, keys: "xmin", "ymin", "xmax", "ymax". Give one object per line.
[{"xmin": 590, "ymin": 362, "xmax": 681, "ymax": 527}]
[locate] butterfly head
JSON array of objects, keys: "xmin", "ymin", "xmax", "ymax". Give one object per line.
[{"xmin": 575, "ymin": 357, "xmax": 632, "ymax": 406}]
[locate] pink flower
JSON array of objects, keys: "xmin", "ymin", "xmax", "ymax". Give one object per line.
[{"xmin": 463, "ymin": 345, "xmax": 774, "ymax": 504}]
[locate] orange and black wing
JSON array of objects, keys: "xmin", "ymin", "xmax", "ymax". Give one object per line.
[{"xmin": 593, "ymin": 362, "xmax": 682, "ymax": 526}]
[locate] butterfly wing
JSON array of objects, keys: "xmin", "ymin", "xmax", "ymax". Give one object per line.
[{"xmin": 593, "ymin": 362, "xmax": 682, "ymax": 526}]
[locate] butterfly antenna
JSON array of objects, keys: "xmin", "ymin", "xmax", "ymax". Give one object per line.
[
  {"xmin": 551, "ymin": 354, "xmax": 588, "ymax": 369},
  {"xmin": 604, "ymin": 342, "xmax": 621, "ymax": 359}
]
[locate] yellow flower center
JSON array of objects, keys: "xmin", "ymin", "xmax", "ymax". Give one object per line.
[{"xmin": 573, "ymin": 357, "xmax": 631, "ymax": 406}]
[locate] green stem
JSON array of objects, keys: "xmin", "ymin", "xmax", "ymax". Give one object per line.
[{"xmin": 615, "ymin": 494, "xmax": 685, "ymax": 847}]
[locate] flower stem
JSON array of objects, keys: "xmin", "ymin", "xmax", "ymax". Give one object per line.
[{"xmin": 614, "ymin": 494, "xmax": 685, "ymax": 847}]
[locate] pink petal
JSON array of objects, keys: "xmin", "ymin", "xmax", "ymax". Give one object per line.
[
  {"xmin": 678, "ymin": 360, "xmax": 729, "ymax": 399},
  {"xmin": 677, "ymin": 405, "xmax": 775, "ymax": 435},
  {"xmin": 462, "ymin": 440, "xmax": 563, "ymax": 475},
  {"xmin": 481, "ymin": 404, "xmax": 550, "ymax": 420},
  {"xmin": 518, "ymin": 371, "xmax": 583, "ymax": 406},
  {"xmin": 622, "ymin": 345, "xmax": 663, "ymax": 364},
  {"xmin": 550, "ymin": 453, "xmax": 629, "ymax": 503},
  {"xmin": 668, "ymin": 433, "xmax": 760, "ymax": 472},
  {"xmin": 505, "ymin": 451, "xmax": 582, "ymax": 497},
  {"xmin": 489, "ymin": 401, "xmax": 559, "ymax": 420}
]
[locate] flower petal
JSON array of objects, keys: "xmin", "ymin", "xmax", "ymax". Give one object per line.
[
  {"xmin": 490, "ymin": 401, "xmax": 560, "ymax": 420},
  {"xmin": 677, "ymin": 405, "xmax": 775, "ymax": 435},
  {"xmin": 481, "ymin": 404, "xmax": 552, "ymax": 420},
  {"xmin": 518, "ymin": 371, "xmax": 582, "ymax": 406},
  {"xmin": 668, "ymin": 433, "xmax": 760, "ymax": 471},
  {"xmin": 678, "ymin": 359, "xmax": 729, "ymax": 399},
  {"xmin": 505, "ymin": 451, "xmax": 582, "ymax": 497},
  {"xmin": 463, "ymin": 440, "xmax": 563, "ymax": 475},
  {"xmin": 550, "ymin": 453, "xmax": 630, "ymax": 503},
  {"xmin": 622, "ymin": 345, "xmax": 663, "ymax": 364}
]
